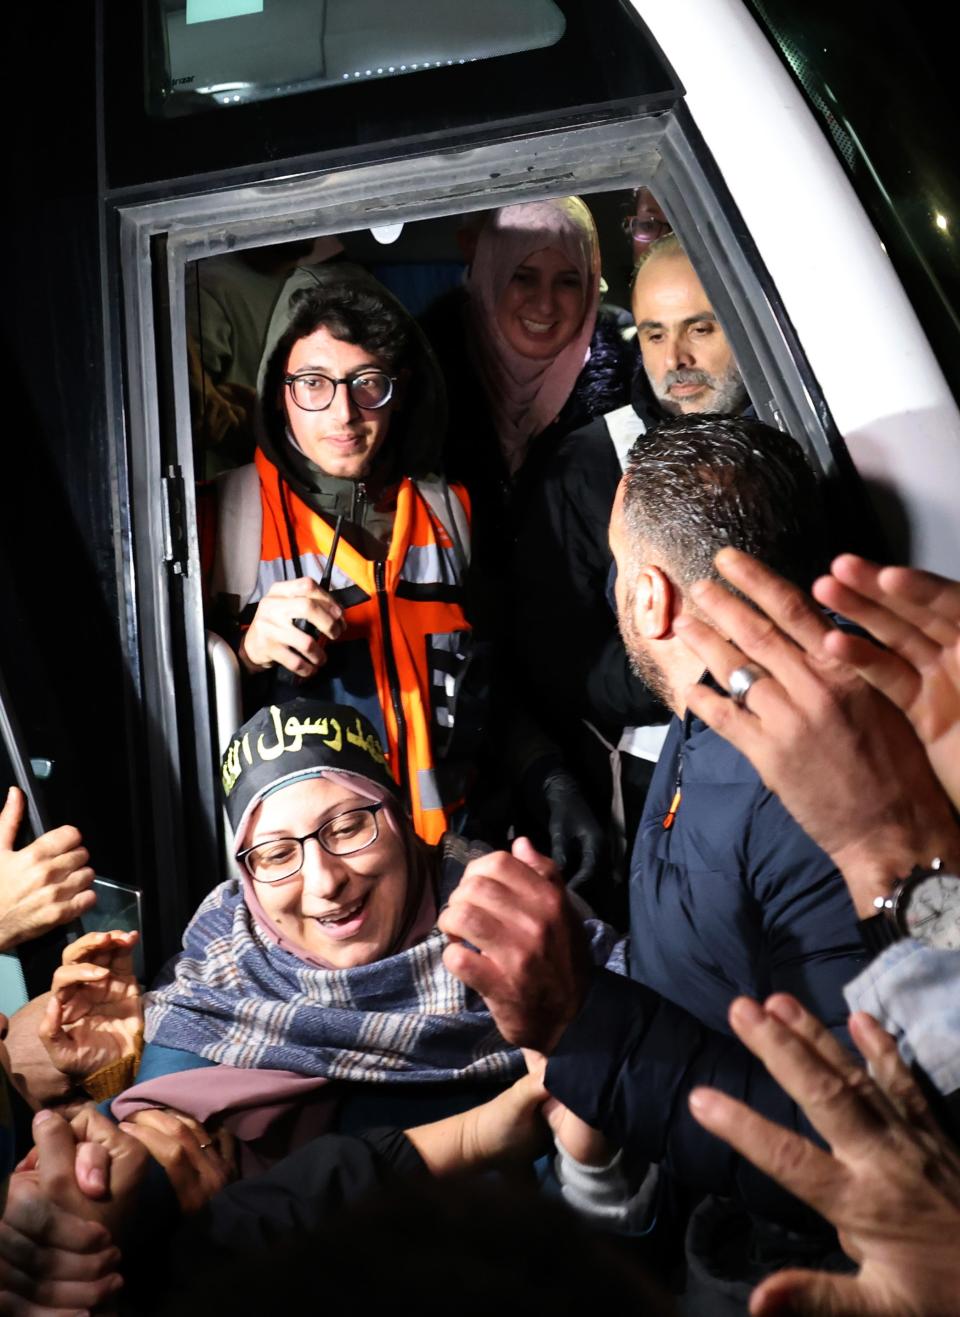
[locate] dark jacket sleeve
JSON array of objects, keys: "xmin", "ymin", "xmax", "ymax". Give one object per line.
[
  {"xmin": 546, "ymin": 971, "xmax": 839, "ymax": 1229},
  {"xmin": 547, "ymin": 778, "xmax": 867, "ymax": 1227}
]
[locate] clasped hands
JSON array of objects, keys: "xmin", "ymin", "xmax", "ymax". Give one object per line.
[{"xmin": 1, "ymin": 1102, "xmax": 235, "ymax": 1314}]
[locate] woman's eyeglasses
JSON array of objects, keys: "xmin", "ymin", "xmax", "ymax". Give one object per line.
[{"xmin": 237, "ymin": 802, "xmax": 385, "ymax": 883}]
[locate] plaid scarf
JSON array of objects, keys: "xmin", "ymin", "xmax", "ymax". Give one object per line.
[{"xmin": 145, "ymin": 844, "xmax": 622, "ymax": 1087}]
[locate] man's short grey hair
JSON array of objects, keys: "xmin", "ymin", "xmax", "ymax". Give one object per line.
[{"xmin": 633, "ymin": 231, "xmax": 684, "ymax": 272}]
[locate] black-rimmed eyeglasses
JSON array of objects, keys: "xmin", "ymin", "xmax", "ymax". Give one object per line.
[
  {"xmin": 236, "ymin": 802, "xmax": 385, "ymax": 883},
  {"xmin": 284, "ymin": 369, "xmax": 396, "ymax": 412}
]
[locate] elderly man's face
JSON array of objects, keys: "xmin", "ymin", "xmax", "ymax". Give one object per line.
[{"xmin": 632, "ymin": 255, "xmax": 747, "ymax": 416}]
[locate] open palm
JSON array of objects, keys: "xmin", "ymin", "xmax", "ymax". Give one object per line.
[{"xmin": 40, "ymin": 930, "xmax": 143, "ymax": 1081}]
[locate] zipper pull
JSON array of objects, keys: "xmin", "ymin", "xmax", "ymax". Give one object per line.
[{"xmin": 663, "ymin": 788, "xmax": 682, "ymax": 830}]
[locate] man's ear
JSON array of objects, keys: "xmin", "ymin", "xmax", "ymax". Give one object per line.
[{"xmin": 634, "ymin": 564, "xmax": 674, "ymax": 639}]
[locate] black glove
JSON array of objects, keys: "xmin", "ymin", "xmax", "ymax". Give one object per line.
[{"xmin": 541, "ymin": 770, "xmax": 604, "ymax": 890}]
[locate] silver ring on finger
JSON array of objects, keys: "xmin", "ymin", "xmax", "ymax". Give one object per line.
[
  {"xmin": 198, "ymin": 1142, "xmax": 215, "ymax": 1151},
  {"xmin": 728, "ymin": 662, "xmax": 771, "ymax": 710}
]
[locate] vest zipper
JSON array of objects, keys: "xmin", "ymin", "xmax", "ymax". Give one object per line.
[{"xmin": 375, "ymin": 558, "xmax": 410, "ymax": 805}]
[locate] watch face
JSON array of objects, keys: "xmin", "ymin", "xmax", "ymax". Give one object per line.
[{"xmin": 902, "ymin": 870, "xmax": 960, "ymax": 949}]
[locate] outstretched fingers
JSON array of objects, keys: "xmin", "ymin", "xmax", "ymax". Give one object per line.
[
  {"xmin": 750, "ymin": 1266, "xmax": 875, "ymax": 1316},
  {"xmin": 725, "ymin": 998, "xmax": 886, "ymax": 1157},
  {"xmin": 712, "ymin": 547, "xmax": 835, "ymax": 652},
  {"xmin": 682, "ymin": 675, "xmax": 764, "ymax": 760},
  {"xmin": 675, "ymin": 612, "xmax": 783, "ymax": 720},
  {"xmin": 688, "ymin": 1084, "xmax": 844, "ymax": 1222},
  {"xmin": 815, "ymin": 573, "xmax": 945, "ymax": 668},
  {"xmin": 763, "ymin": 994, "xmax": 859, "ymax": 1075},
  {"xmin": 820, "ymin": 628, "xmax": 921, "ymax": 714},
  {"xmin": 879, "ymin": 562, "xmax": 960, "ymax": 624},
  {"xmin": 830, "ymin": 554, "xmax": 960, "ymax": 639},
  {"xmin": 848, "ymin": 1012, "xmax": 953, "ymax": 1146}
]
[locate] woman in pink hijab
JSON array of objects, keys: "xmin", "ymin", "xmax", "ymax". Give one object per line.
[
  {"xmin": 465, "ymin": 196, "xmax": 602, "ymax": 476},
  {"xmin": 425, "ymin": 196, "xmax": 631, "ymax": 523},
  {"xmin": 420, "ymin": 197, "xmax": 630, "ymax": 887}
]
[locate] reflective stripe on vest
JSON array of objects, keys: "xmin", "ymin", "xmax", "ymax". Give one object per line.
[
  {"xmin": 254, "ymin": 448, "xmax": 471, "ymax": 844},
  {"xmin": 399, "ymin": 542, "xmax": 461, "ymax": 587},
  {"xmin": 255, "ymin": 552, "xmax": 355, "ymax": 600}
]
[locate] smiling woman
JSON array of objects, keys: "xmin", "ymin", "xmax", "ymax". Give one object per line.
[
  {"xmin": 239, "ymin": 778, "xmax": 411, "ymax": 970},
  {"xmin": 494, "ymin": 247, "xmax": 587, "ymax": 362},
  {"xmin": 109, "ymin": 697, "xmax": 589, "ymax": 1171},
  {"xmin": 464, "ymin": 196, "xmax": 601, "ymax": 475}
]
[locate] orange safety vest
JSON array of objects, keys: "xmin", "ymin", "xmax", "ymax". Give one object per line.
[{"xmin": 252, "ymin": 449, "xmax": 472, "ymax": 844}]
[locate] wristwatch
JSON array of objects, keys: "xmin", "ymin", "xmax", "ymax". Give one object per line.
[{"xmin": 857, "ymin": 857, "xmax": 960, "ymax": 955}]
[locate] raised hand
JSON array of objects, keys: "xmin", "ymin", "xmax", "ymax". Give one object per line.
[
  {"xmin": 0, "ymin": 787, "xmax": 96, "ymax": 952},
  {"xmin": 239, "ymin": 577, "xmax": 345, "ymax": 677},
  {"xmin": 39, "ymin": 930, "xmax": 143, "ymax": 1083},
  {"xmin": 814, "ymin": 555, "xmax": 960, "ymax": 811},
  {"xmin": 689, "ymin": 993, "xmax": 960, "ymax": 1317},
  {"xmin": 439, "ymin": 837, "xmax": 590, "ymax": 1053},
  {"xmin": 674, "ymin": 547, "xmax": 960, "ymax": 916}
]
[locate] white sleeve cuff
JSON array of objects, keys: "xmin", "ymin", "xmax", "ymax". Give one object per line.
[{"xmin": 554, "ymin": 1143, "xmax": 658, "ymax": 1231}]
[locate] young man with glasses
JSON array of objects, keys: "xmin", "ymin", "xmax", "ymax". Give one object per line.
[{"xmin": 207, "ymin": 265, "xmax": 475, "ymax": 844}]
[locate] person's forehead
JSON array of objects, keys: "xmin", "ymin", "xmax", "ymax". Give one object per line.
[
  {"xmin": 286, "ymin": 324, "xmax": 386, "ymax": 371},
  {"xmin": 631, "ymin": 256, "xmax": 711, "ymax": 322},
  {"xmin": 253, "ymin": 776, "xmax": 364, "ymax": 831},
  {"xmin": 515, "ymin": 245, "xmax": 580, "ymax": 275}
]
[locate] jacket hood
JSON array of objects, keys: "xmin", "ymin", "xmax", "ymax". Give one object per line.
[{"xmin": 256, "ymin": 262, "xmax": 448, "ymax": 496}]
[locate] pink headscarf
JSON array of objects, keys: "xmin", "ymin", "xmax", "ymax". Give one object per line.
[{"xmin": 466, "ymin": 197, "xmax": 601, "ymax": 474}]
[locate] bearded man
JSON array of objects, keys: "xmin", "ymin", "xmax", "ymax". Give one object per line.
[{"xmin": 445, "ymin": 415, "xmax": 867, "ymax": 1310}]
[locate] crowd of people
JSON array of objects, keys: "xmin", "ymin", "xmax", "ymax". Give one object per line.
[{"xmin": 1, "ymin": 188, "xmax": 958, "ymax": 1315}]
